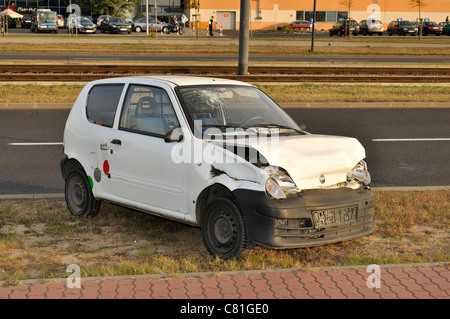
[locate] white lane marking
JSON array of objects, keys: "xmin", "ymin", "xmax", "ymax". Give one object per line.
[
  {"xmin": 8, "ymin": 142, "xmax": 63, "ymax": 146},
  {"xmin": 372, "ymin": 138, "xmax": 450, "ymax": 142}
]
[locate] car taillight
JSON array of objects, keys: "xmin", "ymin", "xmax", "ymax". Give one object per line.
[{"xmin": 428, "ymin": 27, "xmax": 432, "ymax": 29}]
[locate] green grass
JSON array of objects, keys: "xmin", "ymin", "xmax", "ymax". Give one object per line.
[
  {"xmin": 0, "ymin": 191, "xmax": 448, "ymax": 284},
  {"xmin": 1, "ymin": 83, "xmax": 449, "ymax": 104}
]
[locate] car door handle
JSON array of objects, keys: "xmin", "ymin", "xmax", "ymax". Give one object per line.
[{"xmin": 111, "ymin": 139, "xmax": 122, "ymax": 145}]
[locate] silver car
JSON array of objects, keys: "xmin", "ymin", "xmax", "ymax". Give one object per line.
[
  {"xmin": 359, "ymin": 19, "xmax": 384, "ymax": 35},
  {"xmin": 132, "ymin": 17, "xmax": 170, "ymax": 33}
]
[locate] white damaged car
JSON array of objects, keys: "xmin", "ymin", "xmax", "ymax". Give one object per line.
[{"xmin": 61, "ymin": 76, "xmax": 375, "ymax": 258}]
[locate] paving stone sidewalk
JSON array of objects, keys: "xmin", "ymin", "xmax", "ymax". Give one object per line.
[{"xmin": 0, "ymin": 263, "xmax": 448, "ymax": 300}]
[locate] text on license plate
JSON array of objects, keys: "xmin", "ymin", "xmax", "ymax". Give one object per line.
[{"xmin": 312, "ymin": 206, "xmax": 358, "ymax": 228}]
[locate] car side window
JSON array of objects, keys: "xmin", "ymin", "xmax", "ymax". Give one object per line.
[
  {"xmin": 86, "ymin": 84, "xmax": 124, "ymax": 127},
  {"xmin": 119, "ymin": 84, "xmax": 180, "ymax": 137}
]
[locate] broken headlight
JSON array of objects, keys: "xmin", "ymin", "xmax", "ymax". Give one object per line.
[
  {"xmin": 264, "ymin": 166, "xmax": 298, "ymax": 199},
  {"xmin": 347, "ymin": 160, "xmax": 371, "ymax": 186}
]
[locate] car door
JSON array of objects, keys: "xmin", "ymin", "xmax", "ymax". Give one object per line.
[{"xmin": 103, "ymin": 83, "xmax": 188, "ymax": 218}]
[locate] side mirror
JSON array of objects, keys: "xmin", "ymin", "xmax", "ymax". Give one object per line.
[
  {"xmin": 299, "ymin": 123, "xmax": 307, "ymax": 131},
  {"xmin": 164, "ymin": 128, "xmax": 183, "ymax": 143}
]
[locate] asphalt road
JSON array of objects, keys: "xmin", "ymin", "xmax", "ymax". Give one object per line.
[{"xmin": 0, "ymin": 107, "xmax": 449, "ymax": 195}]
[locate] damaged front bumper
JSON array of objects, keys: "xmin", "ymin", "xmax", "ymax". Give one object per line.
[{"xmin": 233, "ymin": 187, "xmax": 375, "ymax": 248}]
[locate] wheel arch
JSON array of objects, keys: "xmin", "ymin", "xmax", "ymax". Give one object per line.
[
  {"xmin": 61, "ymin": 156, "xmax": 86, "ymax": 180},
  {"xmin": 195, "ymin": 183, "xmax": 237, "ymax": 225}
]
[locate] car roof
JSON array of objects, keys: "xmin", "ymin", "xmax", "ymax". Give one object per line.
[{"xmin": 89, "ymin": 76, "xmax": 254, "ymax": 88}]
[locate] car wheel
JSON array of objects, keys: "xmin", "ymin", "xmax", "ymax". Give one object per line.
[
  {"xmin": 329, "ymin": 30, "xmax": 333, "ymax": 36},
  {"xmin": 135, "ymin": 26, "xmax": 142, "ymax": 32},
  {"xmin": 65, "ymin": 169, "xmax": 101, "ymax": 218},
  {"xmin": 201, "ymin": 197, "xmax": 253, "ymax": 259},
  {"xmin": 163, "ymin": 26, "xmax": 170, "ymax": 34}
]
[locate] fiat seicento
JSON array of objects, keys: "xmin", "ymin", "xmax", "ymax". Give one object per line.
[{"xmin": 61, "ymin": 76, "xmax": 375, "ymax": 258}]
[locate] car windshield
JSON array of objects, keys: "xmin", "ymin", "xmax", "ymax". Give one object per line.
[
  {"xmin": 400, "ymin": 21, "xmax": 413, "ymax": 26},
  {"xmin": 110, "ymin": 17, "xmax": 126, "ymax": 23},
  {"xmin": 177, "ymin": 85, "xmax": 303, "ymax": 137}
]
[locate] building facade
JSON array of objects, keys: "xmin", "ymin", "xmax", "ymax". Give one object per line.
[{"xmin": 183, "ymin": 0, "xmax": 450, "ymax": 30}]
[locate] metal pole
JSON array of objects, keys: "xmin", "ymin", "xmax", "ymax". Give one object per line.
[
  {"xmin": 310, "ymin": 0, "xmax": 316, "ymax": 52},
  {"xmin": 238, "ymin": 0, "xmax": 250, "ymax": 75},
  {"xmin": 146, "ymin": 0, "xmax": 148, "ymax": 35}
]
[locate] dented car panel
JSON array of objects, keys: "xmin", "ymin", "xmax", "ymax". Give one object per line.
[{"xmin": 62, "ymin": 76, "xmax": 375, "ymax": 258}]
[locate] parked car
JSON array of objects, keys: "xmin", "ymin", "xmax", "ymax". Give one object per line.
[
  {"xmin": 61, "ymin": 76, "xmax": 375, "ymax": 259},
  {"xmin": 131, "ymin": 17, "xmax": 170, "ymax": 33},
  {"xmin": 329, "ymin": 19, "xmax": 359, "ymax": 36},
  {"xmin": 31, "ymin": 9, "xmax": 58, "ymax": 33},
  {"xmin": 21, "ymin": 14, "xmax": 32, "ymax": 28},
  {"xmin": 68, "ymin": 16, "xmax": 96, "ymax": 34},
  {"xmin": 421, "ymin": 21, "xmax": 443, "ymax": 36},
  {"xmin": 442, "ymin": 22, "xmax": 450, "ymax": 35},
  {"xmin": 359, "ymin": 19, "xmax": 384, "ymax": 35},
  {"xmin": 100, "ymin": 16, "xmax": 131, "ymax": 34},
  {"xmin": 56, "ymin": 14, "xmax": 65, "ymax": 28},
  {"xmin": 96, "ymin": 15, "xmax": 110, "ymax": 27},
  {"xmin": 387, "ymin": 20, "xmax": 418, "ymax": 36},
  {"xmin": 285, "ymin": 20, "xmax": 311, "ymax": 31}
]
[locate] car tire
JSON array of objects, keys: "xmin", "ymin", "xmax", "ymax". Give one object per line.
[
  {"xmin": 163, "ymin": 26, "xmax": 170, "ymax": 34},
  {"xmin": 201, "ymin": 197, "xmax": 253, "ymax": 259},
  {"xmin": 329, "ymin": 30, "xmax": 333, "ymax": 36},
  {"xmin": 135, "ymin": 26, "xmax": 142, "ymax": 32},
  {"xmin": 65, "ymin": 169, "xmax": 101, "ymax": 218}
]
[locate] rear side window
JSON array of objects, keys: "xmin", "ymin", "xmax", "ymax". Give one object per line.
[{"xmin": 86, "ymin": 84, "xmax": 124, "ymax": 127}]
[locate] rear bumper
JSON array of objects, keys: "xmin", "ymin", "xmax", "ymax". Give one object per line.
[{"xmin": 233, "ymin": 187, "xmax": 375, "ymax": 248}]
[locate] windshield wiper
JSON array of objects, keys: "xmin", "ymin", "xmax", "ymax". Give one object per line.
[{"xmin": 250, "ymin": 124, "xmax": 305, "ymax": 134}]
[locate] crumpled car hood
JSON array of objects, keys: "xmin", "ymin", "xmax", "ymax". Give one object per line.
[{"xmin": 230, "ymin": 134, "xmax": 366, "ymax": 190}]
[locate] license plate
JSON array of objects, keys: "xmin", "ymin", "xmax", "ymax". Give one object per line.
[
  {"xmin": 433, "ymin": 27, "xmax": 438, "ymax": 29},
  {"xmin": 120, "ymin": 28, "xmax": 126, "ymax": 31},
  {"xmin": 312, "ymin": 206, "xmax": 358, "ymax": 229}
]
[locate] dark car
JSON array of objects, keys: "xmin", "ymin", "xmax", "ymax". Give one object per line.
[
  {"xmin": 421, "ymin": 21, "xmax": 443, "ymax": 36},
  {"xmin": 21, "ymin": 14, "xmax": 32, "ymax": 28},
  {"xmin": 68, "ymin": 16, "xmax": 97, "ymax": 34},
  {"xmin": 387, "ymin": 20, "xmax": 418, "ymax": 36},
  {"xmin": 329, "ymin": 19, "xmax": 359, "ymax": 36},
  {"xmin": 442, "ymin": 22, "xmax": 450, "ymax": 35},
  {"xmin": 100, "ymin": 16, "xmax": 131, "ymax": 34}
]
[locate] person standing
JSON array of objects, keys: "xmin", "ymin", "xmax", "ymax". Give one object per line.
[
  {"xmin": 181, "ymin": 14, "xmax": 188, "ymax": 32},
  {"xmin": 209, "ymin": 16, "xmax": 214, "ymax": 36}
]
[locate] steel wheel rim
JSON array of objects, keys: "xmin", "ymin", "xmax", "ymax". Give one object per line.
[{"xmin": 67, "ymin": 175, "xmax": 86, "ymax": 214}]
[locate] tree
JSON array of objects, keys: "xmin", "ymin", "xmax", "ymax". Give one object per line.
[
  {"xmin": 339, "ymin": 0, "xmax": 354, "ymax": 38},
  {"xmin": 74, "ymin": 0, "xmax": 140, "ymax": 17},
  {"xmin": 409, "ymin": 0, "xmax": 428, "ymax": 39}
]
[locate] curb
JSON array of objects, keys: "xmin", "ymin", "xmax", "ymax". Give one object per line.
[
  {"xmin": 1, "ymin": 186, "xmax": 448, "ymax": 200},
  {"xmin": 2, "ymin": 262, "xmax": 447, "ymax": 287}
]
